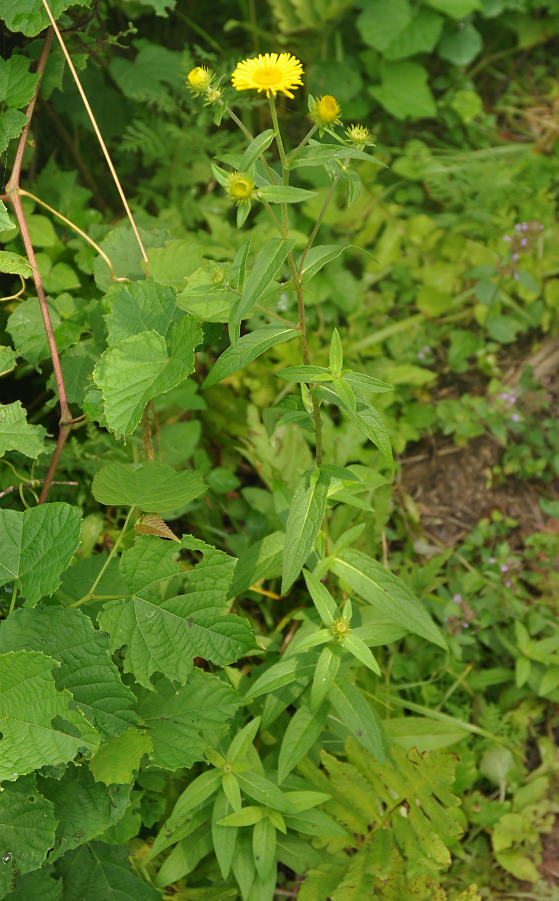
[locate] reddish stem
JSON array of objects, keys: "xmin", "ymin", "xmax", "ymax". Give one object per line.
[{"xmin": 5, "ymin": 28, "xmax": 73, "ymax": 504}]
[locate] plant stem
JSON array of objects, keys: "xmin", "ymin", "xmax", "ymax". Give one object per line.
[
  {"xmin": 268, "ymin": 96, "xmax": 288, "ymax": 170},
  {"xmin": 223, "ymin": 103, "xmax": 278, "ymax": 185},
  {"xmin": 71, "ymin": 507, "xmax": 136, "ymax": 607},
  {"xmin": 298, "ymin": 167, "xmax": 344, "ymax": 279},
  {"xmin": 286, "ymin": 123, "xmax": 318, "ymax": 166}
]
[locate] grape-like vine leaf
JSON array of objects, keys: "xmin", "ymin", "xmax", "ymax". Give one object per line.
[
  {"xmin": 98, "ymin": 536, "xmax": 255, "ymax": 688},
  {"xmin": 0, "ymin": 606, "xmax": 137, "ymax": 736},
  {"xmin": 56, "ymin": 842, "xmax": 162, "ymax": 901},
  {"xmin": 0, "ymin": 401, "xmax": 46, "ymax": 458},
  {"xmin": 0, "ymin": 651, "xmax": 99, "ymax": 782},
  {"xmin": 0, "ymin": 503, "xmax": 81, "ymax": 605},
  {"xmin": 0, "ymin": 775, "xmax": 57, "ymax": 898}
]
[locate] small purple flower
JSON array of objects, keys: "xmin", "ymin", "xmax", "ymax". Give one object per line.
[
  {"xmin": 522, "ymin": 222, "xmax": 529, "ymax": 230},
  {"xmin": 418, "ymin": 352, "xmax": 424, "ymax": 360},
  {"xmin": 503, "ymin": 235, "xmax": 512, "ymax": 242},
  {"xmin": 520, "ymin": 238, "xmax": 528, "ymax": 247},
  {"xmin": 514, "ymin": 272, "xmax": 519, "ymax": 280},
  {"xmin": 452, "ymin": 594, "xmax": 462, "ymax": 604},
  {"xmin": 514, "ymin": 223, "xmax": 522, "ymax": 231},
  {"xmin": 505, "ymin": 580, "xmax": 512, "ymax": 588},
  {"xmin": 462, "ymin": 623, "xmax": 470, "ymax": 629},
  {"xmin": 511, "ymin": 413, "xmax": 520, "ymax": 422},
  {"xmin": 488, "ymin": 556, "xmax": 496, "ymax": 563},
  {"xmin": 501, "ymin": 564, "xmax": 509, "ymax": 572},
  {"xmin": 512, "ymin": 253, "xmax": 519, "ymax": 261}
]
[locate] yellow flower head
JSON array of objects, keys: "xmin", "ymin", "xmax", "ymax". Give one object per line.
[
  {"xmin": 187, "ymin": 66, "xmax": 213, "ymax": 95},
  {"xmin": 310, "ymin": 95, "xmax": 341, "ymax": 126},
  {"xmin": 231, "ymin": 52, "xmax": 304, "ymax": 99},
  {"xmin": 345, "ymin": 124, "xmax": 374, "ymax": 148},
  {"xmin": 225, "ymin": 171, "xmax": 256, "ymax": 204}
]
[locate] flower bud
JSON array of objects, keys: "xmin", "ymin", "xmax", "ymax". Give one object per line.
[
  {"xmin": 345, "ymin": 124, "xmax": 374, "ymax": 147},
  {"xmin": 225, "ymin": 171, "xmax": 256, "ymax": 204},
  {"xmin": 309, "ymin": 94, "xmax": 341, "ymax": 126},
  {"xmin": 187, "ymin": 66, "xmax": 213, "ymax": 95}
]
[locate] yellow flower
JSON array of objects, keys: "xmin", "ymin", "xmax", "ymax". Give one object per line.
[
  {"xmin": 345, "ymin": 124, "xmax": 374, "ymax": 147},
  {"xmin": 310, "ymin": 95, "xmax": 341, "ymax": 126},
  {"xmin": 187, "ymin": 66, "xmax": 213, "ymax": 95},
  {"xmin": 225, "ymin": 171, "xmax": 256, "ymax": 204},
  {"xmin": 231, "ymin": 52, "xmax": 304, "ymax": 99}
]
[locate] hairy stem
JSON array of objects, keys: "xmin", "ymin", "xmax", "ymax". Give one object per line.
[{"xmin": 298, "ymin": 167, "xmax": 344, "ymax": 279}]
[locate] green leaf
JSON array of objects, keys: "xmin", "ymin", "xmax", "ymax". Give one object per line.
[
  {"xmin": 203, "ymin": 326, "xmax": 298, "ymax": 388},
  {"xmin": 357, "ymin": 0, "xmax": 412, "ymax": 51},
  {"xmin": 0, "ymin": 345, "xmax": 17, "ymax": 377},
  {"xmin": 384, "ymin": 8, "xmax": 444, "ymax": 59},
  {"xmin": 0, "ymin": 401, "xmax": 46, "ymax": 458},
  {"xmin": 288, "ymin": 143, "xmax": 384, "ymax": 169},
  {"xmin": 218, "ymin": 806, "xmax": 265, "ymax": 828},
  {"xmin": 104, "ymin": 279, "xmax": 179, "ymax": 345},
  {"xmin": 98, "ymin": 536, "xmax": 254, "ymax": 688},
  {"xmin": 0, "ymin": 109, "xmax": 28, "ymax": 155},
  {"xmin": 236, "ymin": 772, "xmax": 296, "ymax": 814},
  {"xmin": 258, "ymin": 185, "xmax": 317, "ymax": 203},
  {"xmin": 89, "ymin": 727, "xmax": 153, "ymax": 785},
  {"xmin": 278, "ymin": 703, "xmax": 329, "ymax": 783},
  {"xmin": 0, "ymin": 775, "xmax": 57, "ymax": 898},
  {"xmin": 0, "ymin": 200, "xmax": 15, "ymax": 233},
  {"xmin": 229, "ymin": 238, "xmax": 251, "ymax": 291},
  {"xmin": 253, "ymin": 817, "xmax": 276, "ymax": 879},
  {"xmin": 5, "ymin": 864, "xmax": 62, "ymax": 901},
  {"xmin": 229, "ymin": 237, "xmax": 296, "ymax": 345},
  {"xmin": 93, "ymin": 315, "xmax": 202, "ymax": 435},
  {"xmin": 137, "ymin": 671, "xmax": 240, "ymax": 769},
  {"xmin": 298, "ymin": 245, "xmax": 348, "ymax": 282},
  {"xmin": 438, "ymin": 22, "xmax": 483, "ymax": 65},
  {"xmin": 56, "ymin": 842, "xmax": 162, "ymax": 901},
  {"xmin": 151, "ymin": 768, "xmax": 220, "ymax": 856},
  {"xmin": 212, "ymin": 791, "xmax": 237, "ymax": 879},
  {"xmin": 424, "ymin": 0, "xmax": 481, "ymax": 17},
  {"xmin": 311, "ymin": 646, "xmax": 340, "ymax": 711},
  {"xmin": 303, "ymin": 569, "xmax": 337, "ymax": 625},
  {"xmin": 328, "ymin": 679, "xmax": 386, "ymax": 762},
  {"xmin": 243, "ymin": 656, "xmax": 315, "ymax": 701},
  {"xmin": 329, "ymin": 329, "xmax": 343, "ymax": 376},
  {"xmin": 384, "ymin": 717, "xmax": 468, "ymax": 751},
  {"xmin": 0, "ymin": 55, "xmax": 39, "ymax": 108},
  {"xmin": 92, "ymin": 461, "xmax": 206, "ymax": 512},
  {"xmin": 0, "ymin": 503, "xmax": 81, "ymax": 605},
  {"xmin": 343, "ymin": 371, "xmax": 393, "ymax": 394},
  {"xmin": 7, "ymin": 295, "xmax": 82, "ymax": 370},
  {"xmin": 0, "ymin": 250, "xmax": 34, "ymax": 277},
  {"xmin": 227, "ymin": 715, "xmax": 261, "ymax": 762},
  {"xmin": 282, "ymin": 470, "xmax": 330, "ymax": 594},
  {"xmin": 331, "ymin": 376, "xmax": 356, "ymax": 413},
  {"xmin": 370, "ymin": 61, "xmax": 436, "ymax": 120},
  {"xmin": 276, "ymin": 365, "xmax": 332, "ymax": 383},
  {"xmin": 342, "ymin": 632, "xmax": 381, "ymax": 675},
  {"xmin": 240, "ymin": 129, "xmax": 275, "ymax": 169},
  {"xmin": 227, "ymin": 530, "xmax": 284, "ymax": 598},
  {"xmin": 37, "ymin": 766, "xmax": 131, "ymax": 861},
  {"xmin": 0, "ymin": 606, "xmax": 137, "ymax": 736},
  {"xmin": 0, "ymin": 650, "xmax": 99, "ymax": 781},
  {"xmin": 332, "ymin": 549, "xmax": 447, "ymax": 648}
]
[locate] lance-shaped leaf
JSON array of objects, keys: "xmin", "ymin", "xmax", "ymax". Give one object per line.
[
  {"xmin": 258, "ymin": 185, "xmax": 317, "ymax": 203},
  {"xmin": 93, "ymin": 315, "xmax": 201, "ymax": 435},
  {"xmin": 0, "ymin": 503, "xmax": 81, "ymax": 605},
  {"xmin": 331, "ymin": 548, "xmax": 447, "ymax": 649},
  {"xmin": 282, "ymin": 470, "xmax": 330, "ymax": 594},
  {"xmin": 0, "ymin": 651, "xmax": 99, "ymax": 782},
  {"xmin": 328, "ymin": 678, "xmax": 387, "ymax": 763},
  {"xmin": 278, "ymin": 703, "xmax": 329, "ymax": 784},
  {"xmin": 229, "ymin": 237, "xmax": 296, "ymax": 345},
  {"xmin": 0, "ymin": 606, "xmax": 137, "ymax": 737},
  {"xmin": 288, "ymin": 142, "xmax": 385, "ymax": 169},
  {"xmin": 204, "ymin": 325, "xmax": 297, "ymax": 387},
  {"xmin": 0, "ymin": 775, "xmax": 57, "ymax": 898},
  {"xmin": 92, "ymin": 461, "xmax": 206, "ymax": 512},
  {"xmin": 297, "ymin": 244, "xmax": 348, "ymax": 282},
  {"xmin": 227, "ymin": 530, "xmax": 284, "ymax": 599},
  {"xmin": 0, "ymin": 401, "xmax": 46, "ymax": 458},
  {"xmin": 98, "ymin": 536, "xmax": 254, "ymax": 688},
  {"xmin": 56, "ymin": 842, "xmax": 162, "ymax": 901},
  {"xmin": 137, "ymin": 671, "xmax": 240, "ymax": 770}
]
